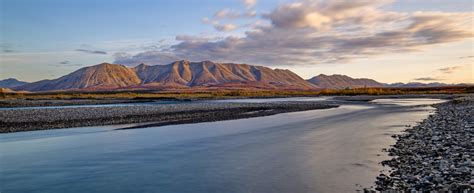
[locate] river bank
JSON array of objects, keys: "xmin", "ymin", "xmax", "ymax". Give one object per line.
[
  {"xmin": 0, "ymin": 98, "xmax": 177, "ymax": 108},
  {"xmin": 373, "ymin": 96, "xmax": 474, "ymax": 192},
  {"xmin": 0, "ymin": 101, "xmax": 338, "ymax": 133},
  {"xmin": 0, "ymin": 93, "xmax": 465, "ymax": 108}
]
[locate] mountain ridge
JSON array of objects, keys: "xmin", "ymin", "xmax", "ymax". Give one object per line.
[
  {"xmin": 307, "ymin": 74, "xmax": 385, "ymax": 89},
  {"xmin": 7, "ymin": 61, "xmax": 468, "ymax": 92},
  {"xmin": 16, "ymin": 61, "xmax": 317, "ymax": 91},
  {"xmin": 16, "ymin": 63, "xmax": 142, "ymax": 91},
  {"xmin": 0, "ymin": 78, "xmax": 29, "ymax": 88}
]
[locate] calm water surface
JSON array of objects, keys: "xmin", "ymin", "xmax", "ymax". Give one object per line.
[{"xmin": 0, "ymin": 98, "xmax": 444, "ymax": 193}]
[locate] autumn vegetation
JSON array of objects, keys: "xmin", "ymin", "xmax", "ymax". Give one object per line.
[{"xmin": 1, "ymin": 86, "xmax": 472, "ymax": 100}]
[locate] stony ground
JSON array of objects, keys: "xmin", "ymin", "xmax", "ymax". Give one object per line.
[
  {"xmin": 0, "ymin": 101, "xmax": 338, "ymax": 133},
  {"xmin": 371, "ymin": 97, "xmax": 473, "ymax": 192}
]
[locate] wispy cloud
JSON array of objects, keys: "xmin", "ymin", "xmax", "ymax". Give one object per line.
[
  {"xmin": 202, "ymin": 7, "xmax": 257, "ymax": 32},
  {"xmin": 114, "ymin": 51, "xmax": 180, "ymax": 65},
  {"xmin": 114, "ymin": 0, "xmax": 474, "ymax": 66},
  {"xmin": 214, "ymin": 23, "xmax": 238, "ymax": 32},
  {"xmin": 459, "ymin": 56, "xmax": 474, "ymax": 59},
  {"xmin": 214, "ymin": 9, "xmax": 240, "ymax": 19},
  {"xmin": 242, "ymin": 0, "xmax": 257, "ymax": 8},
  {"xmin": 213, "ymin": 9, "xmax": 256, "ymax": 19},
  {"xmin": 75, "ymin": 49, "xmax": 107, "ymax": 55},
  {"xmin": 203, "ymin": 17, "xmax": 239, "ymax": 32},
  {"xmin": 413, "ymin": 77, "xmax": 444, "ymax": 81},
  {"xmin": 438, "ymin": 66, "xmax": 463, "ymax": 74},
  {"xmin": 59, "ymin": 60, "xmax": 70, "ymax": 65},
  {"xmin": 46, "ymin": 59, "xmax": 85, "ymax": 67}
]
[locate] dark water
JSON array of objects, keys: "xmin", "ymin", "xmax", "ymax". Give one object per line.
[{"xmin": 0, "ymin": 98, "xmax": 443, "ymax": 193}]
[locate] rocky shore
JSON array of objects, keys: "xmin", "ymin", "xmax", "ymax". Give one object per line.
[
  {"xmin": 0, "ymin": 101, "xmax": 338, "ymax": 133},
  {"xmin": 372, "ymin": 97, "xmax": 473, "ymax": 192}
]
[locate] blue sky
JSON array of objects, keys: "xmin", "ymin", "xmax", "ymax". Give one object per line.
[
  {"xmin": 1, "ymin": 0, "xmax": 473, "ymax": 83},
  {"xmin": 2, "ymin": 0, "xmax": 276, "ymax": 50}
]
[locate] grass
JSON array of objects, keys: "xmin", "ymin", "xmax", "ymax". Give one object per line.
[{"xmin": 1, "ymin": 86, "xmax": 472, "ymax": 100}]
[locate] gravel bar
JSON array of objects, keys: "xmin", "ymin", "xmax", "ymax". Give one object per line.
[
  {"xmin": 0, "ymin": 101, "xmax": 338, "ymax": 133},
  {"xmin": 0, "ymin": 99, "xmax": 159, "ymax": 108},
  {"xmin": 370, "ymin": 97, "xmax": 474, "ymax": 192}
]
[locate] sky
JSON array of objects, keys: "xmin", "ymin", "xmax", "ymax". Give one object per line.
[{"xmin": 0, "ymin": 0, "xmax": 473, "ymax": 84}]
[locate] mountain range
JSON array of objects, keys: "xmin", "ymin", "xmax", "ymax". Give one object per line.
[
  {"xmin": 384, "ymin": 82, "xmax": 454, "ymax": 88},
  {"xmin": 307, "ymin": 74, "xmax": 385, "ymax": 89},
  {"xmin": 12, "ymin": 61, "xmax": 316, "ymax": 91},
  {"xmin": 0, "ymin": 78, "xmax": 29, "ymax": 88},
  {"xmin": 1, "ymin": 60, "xmax": 467, "ymax": 92}
]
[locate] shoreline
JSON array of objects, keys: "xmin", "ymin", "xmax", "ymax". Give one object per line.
[
  {"xmin": 372, "ymin": 96, "xmax": 473, "ymax": 192},
  {"xmin": 0, "ymin": 93, "xmax": 461, "ymax": 108},
  {"xmin": 0, "ymin": 94, "xmax": 464, "ymax": 133},
  {"xmin": 0, "ymin": 99, "xmax": 176, "ymax": 108},
  {"xmin": 0, "ymin": 101, "xmax": 338, "ymax": 133}
]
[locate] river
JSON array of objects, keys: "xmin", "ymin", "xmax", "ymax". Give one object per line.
[{"xmin": 0, "ymin": 98, "xmax": 444, "ymax": 193}]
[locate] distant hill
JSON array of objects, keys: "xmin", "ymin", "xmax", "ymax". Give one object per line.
[
  {"xmin": 17, "ymin": 63, "xmax": 142, "ymax": 91},
  {"xmin": 0, "ymin": 78, "xmax": 29, "ymax": 88},
  {"xmin": 17, "ymin": 61, "xmax": 317, "ymax": 91},
  {"xmin": 385, "ymin": 82, "xmax": 474, "ymax": 88},
  {"xmin": 385, "ymin": 82, "xmax": 455, "ymax": 88},
  {"xmin": 307, "ymin": 74, "xmax": 385, "ymax": 89},
  {"xmin": 13, "ymin": 61, "xmax": 468, "ymax": 92}
]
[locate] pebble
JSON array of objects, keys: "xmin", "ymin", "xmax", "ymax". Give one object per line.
[
  {"xmin": 0, "ymin": 101, "xmax": 338, "ymax": 132},
  {"xmin": 373, "ymin": 96, "xmax": 474, "ymax": 192}
]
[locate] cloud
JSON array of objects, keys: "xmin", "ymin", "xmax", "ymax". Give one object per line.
[
  {"xmin": 215, "ymin": 9, "xmax": 239, "ymax": 19},
  {"xmin": 203, "ymin": 17, "xmax": 239, "ymax": 32},
  {"xmin": 263, "ymin": 0, "xmax": 398, "ymax": 30},
  {"xmin": 460, "ymin": 55, "xmax": 474, "ymax": 59},
  {"xmin": 438, "ymin": 66, "xmax": 463, "ymax": 74},
  {"xmin": 203, "ymin": 6, "xmax": 257, "ymax": 32},
  {"xmin": 213, "ymin": 9, "xmax": 257, "ymax": 20},
  {"xmin": 413, "ymin": 77, "xmax": 444, "ymax": 81},
  {"xmin": 214, "ymin": 23, "xmax": 238, "ymax": 32},
  {"xmin": 114, "ymin": 0, "xmax": 474, "ymax": 66},
  {"xmin": 48, "ymin": 60, "xmax": 84, "ymax": 67},
  {"xmin": 175, "ymin": 35, "xmax": 223, "ymax": 43},
  {"xmin": 242, "ymin": 0, "xmax": 257, "ymax": 8},
  {"xmin": 202, "ymin": 17, "xmax": 212, "ymax": 24},
  {"xmin": 75, "ymin": 49, "xmax": 107, "ymax": 55},
  {"xmin": 50, "ymin": 63, "xmax": 84, "ymax": 67},
  {"xmin": 114, "ymin": 51, "xmax": 180, "ymax": 66}
]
